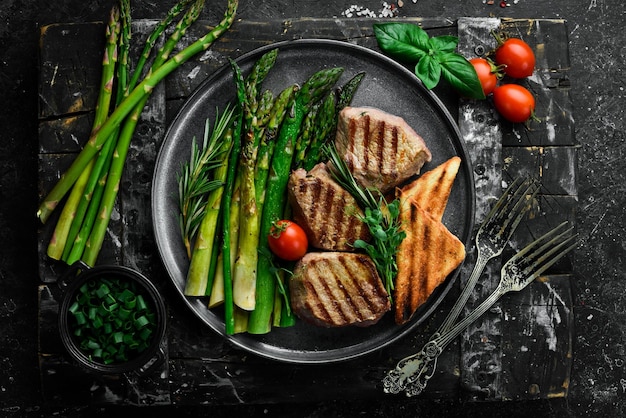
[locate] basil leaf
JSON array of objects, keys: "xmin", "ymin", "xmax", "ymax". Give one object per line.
[
  {"xmin": 428, "ymin": 35, "xmax": 458, "ymax": 54},
  {"xmin": 373, "ymin": 23, "xmax": 429, "ymax": 62},
  {"xmin": 439, "ymin": 52, "xmax": 486, "ymax": 99},
  {"xmin": 415, "ymin": 55, "xmax": 441, "ymax": 90},
  {"xmin": 373, "ymin": 22, "xmax": 484, "ymax": 99}
]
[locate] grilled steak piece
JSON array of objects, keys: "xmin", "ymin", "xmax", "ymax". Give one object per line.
[
  {"xmin": 290, "ymin": 252, "xmax": 391, "ymax": 327},
  {"xmin": 288, "ymin": 163, "xmax": 370, "ymax": 251},
  {"xmin": 335, "ymin": 106, "xmax": 432, "ymax": 193}
]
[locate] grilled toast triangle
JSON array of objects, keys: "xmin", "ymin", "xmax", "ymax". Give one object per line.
[
  {"xmin": 394, "ymin": 198, "xmax": 466, "ymax": 325},
  {"xmin": 397, "ymin": 156, "xmax": 461, "ymax": 222}
]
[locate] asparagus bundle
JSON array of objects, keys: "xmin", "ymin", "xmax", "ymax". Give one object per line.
[{"xmin": 38, "ymin": 0, "xmax": 239, "ymax": 267}]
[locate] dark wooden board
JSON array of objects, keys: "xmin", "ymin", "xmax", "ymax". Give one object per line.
[{"xmin": 37, "ymin": 16, "xmax": 575, "ymax": 407}]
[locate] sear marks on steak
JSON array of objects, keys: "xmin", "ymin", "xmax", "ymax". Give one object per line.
[
  {"xmin": 288, "ymin": 163, "xmax": 370, "ymax": 251},
  {"xmin": 335, "ymin": 106, "xmax": 432, "ymax": 194},
  {"xmin": 289, "ymin": 252, "xmax": 391, "ymax": 327}
]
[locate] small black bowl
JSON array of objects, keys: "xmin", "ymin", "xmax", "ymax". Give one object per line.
[{"xmin": 57, "ymin": 261, "xmax": 167, "ymax": 375}]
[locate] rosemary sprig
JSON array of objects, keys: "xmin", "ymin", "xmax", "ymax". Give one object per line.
[
  {"xmin": 325, "ymin": 143, "xmax": 406, "ymax": 300},
  {"xmin": 178, "ymin": 106, "xmax": 235, "ymax": 257}
]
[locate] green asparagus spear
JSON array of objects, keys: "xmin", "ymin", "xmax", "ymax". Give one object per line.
[
  {"xmin": 127, "ymin": 0, "xmax": 194, "ymax": 93},
  {"xmin": 243, "ymin": 48, "xmax": 278, "ymax": 127},
  {"xmin": 247, "ymin": 67, "xmax": 344, "ymax": 334},
  {"xmin": 302, "ymin": 71, "xmax": 365, "ymax": 171},
  {"xmin": 220, "ymin": 59, "xmax": 246, "ymax": 334},
  {"xmin": 254, "ymin": 85, "xmax": 297, "ymax": 206},
  {"xmin": 208, "ymin": 174, "xmax": 240, "ymax": 307},
  {"xmin": 46, "ymin": 5, "xmax": 121, "ymax": 260},
  {"xmin": 83, "ymin": 0, "xmax": 207, "ymax": 266},
  {"xmin": 292, "ymin": 100, "xmax": 321, "ymax": 169},
  {"xmin": 336, "ymin": 71, "xmax": 366, "ymax": 111}
]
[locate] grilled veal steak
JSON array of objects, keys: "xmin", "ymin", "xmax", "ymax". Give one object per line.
[
  {"xmin": 289, "ymin": 252, "xmax": 391, "ymax": 327},
  {"xmin": 288, "ymin": 163, "xmax": 370, "ymax": 251},
  {"xmin": 335, "ymin": 106, "xmax": 432, "ymax": 194}
]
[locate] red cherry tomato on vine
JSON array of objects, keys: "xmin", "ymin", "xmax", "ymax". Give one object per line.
[
  {"xmin": 470, "ymin": 57, "xmax": 498, "ymax": 96},
  {"xmin": 268, "ymin": 220, "xmax": 308, "ymax": 261},
  {"xmin": 494, "ymin": 37, "xmax": 536, "ymax": 79},
  {"xmin": 492, "ymin": 84, "xmax": 536, "ymax": 123}
]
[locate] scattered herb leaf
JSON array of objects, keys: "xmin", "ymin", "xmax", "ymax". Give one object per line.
[{"xmin": 373, "ymin": 22, "xmax": 485, "ymax": 99}]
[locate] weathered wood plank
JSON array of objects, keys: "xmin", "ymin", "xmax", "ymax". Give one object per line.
[
  {"xmin": 500, "ymin": 274, "xmax": 574, "ymax": 400},
  {"xmin": 38, "ymin": 114, "xmax": 95, "ymax": 154},
  {"xmin": 456, "ymin": 16, "xmax": 505, "ymax": 401},
  {"xmin": 38, "ymin": 22, "xmax": 105, "ymax": 119},
  {"xmin": 503, "ymin": 146, "xmax": 578, "ymax": 196}
]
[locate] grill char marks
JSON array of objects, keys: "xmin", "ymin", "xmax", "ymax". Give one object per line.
[
  {"xmin": 393, "ymin": 158, "xmax": 466, "ymax": 325},
  {"xmin": 288, "ymin": 163, "xmax": 370, "ymax": 251},
  {"xmin": 394, "ymin": 202, "xmax": 465, "ymax": 325},
  {"xmin": 398, "ymin": 156, "xmax": 461, "ymax": 222},
  {"xmin": 290, "ymin": 252, "xmax": 391, "ymax": 328},
  {"xmin": 335, "ymin": 106, "xmax": 432, "ymax": 194}
]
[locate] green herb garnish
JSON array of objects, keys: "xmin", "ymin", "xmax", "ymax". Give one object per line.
[
  {"xmin": 373, "ymin": 22, "xmax": 485, "ymax": 99},
  {"xmin": 325, "ymin": 144, "xmax": 406, "ymax": 301}
]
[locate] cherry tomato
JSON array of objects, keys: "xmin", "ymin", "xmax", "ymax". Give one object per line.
[
  {"xmin": 492, "ymin": 84, "xmax": 536, "ymax": 123},
  {"xmin": 268, "ymin": 220, "xmax": 308, "ymax": 261},
  {"xmin": 470, "ymin": 57, "xmax": 498, "ymax": 96},
  {"xmin": 494, "ymin": 37, "xmax": 535, "ymax": 78}
]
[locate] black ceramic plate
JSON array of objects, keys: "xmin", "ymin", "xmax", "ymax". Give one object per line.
[{"xmin": 152, "ymin": 39, "xmax": 475, "ymax": 364}]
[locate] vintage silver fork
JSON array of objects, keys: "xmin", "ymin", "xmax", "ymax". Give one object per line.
[
  {"xmin": 390, "ymin": 221, "xmax": 577, "ymax": 397},
  {"xmin": 383, "ymin": 177, "xmax": 540, "ymax": 394}
]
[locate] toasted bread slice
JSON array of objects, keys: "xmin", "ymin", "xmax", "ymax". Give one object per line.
[
  {"xmin": 398, "ymin": 156, "xmax": 461, "ymax": 222},
  {"xmin": 394, "ymin": 201, "xmax": 466, "ymax": 325}
]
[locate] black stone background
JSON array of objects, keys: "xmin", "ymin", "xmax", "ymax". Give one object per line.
[{"xmin": 1, "ymin": 0, "xmax": 624, "ymax": 417}]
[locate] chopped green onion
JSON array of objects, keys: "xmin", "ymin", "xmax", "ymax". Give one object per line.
[
  {"xmin": 134, "ymin": 315, "xmax": 149, "ymax": 328},
  {"xmin": 67, "ymin": 275, "xmax": 158, "ymax": 365},
  {"xmin": 74, "ymin": 311, "xmax": 87, "ymax": 325},
  {"xmin": 69, "ymin": 301, "xmax": 80, "ymax": 314},
  {"xmin": 95, "ymin": 283, "xmax": 110, "ymax": 298},
  {"xmin": 123, "ymin": 296, "xmax": 136, "ymax": 309},
  {"xmin": 136, "ymin": 295, "xmax": 147, "ymax": 311}
]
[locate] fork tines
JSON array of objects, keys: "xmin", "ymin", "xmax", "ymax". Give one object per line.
[
  {"xmin": 507, "ymin": 221, "xmax": 577, "ymax": 286},
  {"xmin": 479, "ymin": 177, "xmax": 541, "ymax": 251}
]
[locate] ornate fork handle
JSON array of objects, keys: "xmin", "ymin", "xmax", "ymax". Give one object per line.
[
  {"xmin": 383, "ymin": 338, "xmax": 441, "ymax": 394},
  {"xmin": 399, "ymin": 290, "xmax": 505, "ymax": 396}
]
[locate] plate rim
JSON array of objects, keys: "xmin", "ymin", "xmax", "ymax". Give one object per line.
[{"xmin": 152, "ymin": 38, "xmax": 476, "ymax": 364}]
